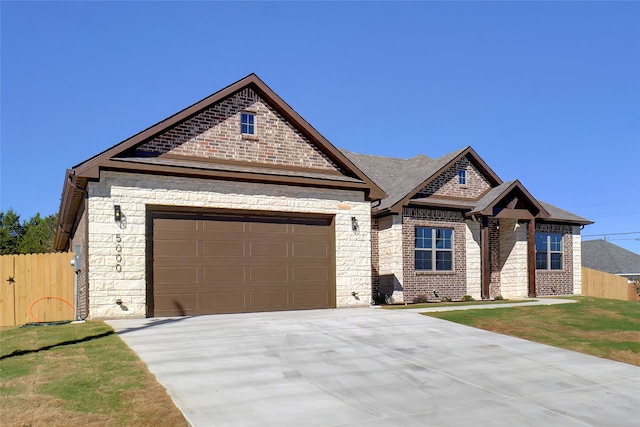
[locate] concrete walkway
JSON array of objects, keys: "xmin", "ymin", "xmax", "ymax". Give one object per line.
[
  {"xmin": 384, "ymin": 297, "xmax": 578, "ymax": 313},
  {"xmin": 107, "ymin": 300, "xmax": 639, "ymax": 427}
]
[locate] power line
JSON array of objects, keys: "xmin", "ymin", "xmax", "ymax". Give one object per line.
[
  {"xmin": 583, "ymin": 212, "xmax": 640, "ymax": 219},
  {"xmin": 566, "ymin": 199, "xmax": 640, "ymax": 209},
  {"xmin": 582, "ymin": 231, "xmax": 640, "ymax": 237}
]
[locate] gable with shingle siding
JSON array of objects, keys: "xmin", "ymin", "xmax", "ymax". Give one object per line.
[{"xmin": 138, "ymin": 87, "xmax": 341, "ymax": 172}]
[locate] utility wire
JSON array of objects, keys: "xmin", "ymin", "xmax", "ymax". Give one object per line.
[{"xmin": 582, "ymin": 231, "xmax": 640, "ymax": 237}]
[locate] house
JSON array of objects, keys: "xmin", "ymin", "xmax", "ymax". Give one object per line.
[
  {"xmin": 342, "ymin": 149, "xmax": 593, "ymax": 303},
  {"xmin": 54, "ymin": 74, "xmax": 385, "ymax": 318},
  {"xmin": 582, "ymin": 239, "xmax": 640, "ymax": 281},
  {"xmin": 54, "ymin": 74, "xmax": 593, "ymax": 319}
]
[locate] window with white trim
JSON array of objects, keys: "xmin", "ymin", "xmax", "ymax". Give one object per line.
[
  {"xmin": 241, "ymin": 112, "xmax": 255, "ymax": 135},
  {"xmin": 415, "ymin": 227, "xmax": 453, "ymax": 271},
  {"xmin": 458, "ymin": 169, "xmax": 467, "ymax": 185},
  {"xmin": 535, "ymin": 232, "xmax": 563, "ymax": 270}
]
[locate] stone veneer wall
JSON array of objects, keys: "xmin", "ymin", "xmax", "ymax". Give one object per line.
[
  {"xmin": 86, "ymin": 171, "xmax": 371, "ymax": 318},
  {"xmin": 138, "ymin": 88, "xmax": 340, "ymax": 172},
  {"xmin": 498, "ymin": 219, "xmax": 529, "ymax": 298},
  {"xmin": 571, "ymin": 226, "xmax": 582, "ymax": 295},
  {"xmin": 401, "ymin": 208, "xmax": 468, "ymax": 302},
  {"xmin": 465, "ymin": 219, "xmax": 482, "ymax": 300},
  {"xmin": 535, "ymin": 223, "xmax": 574, "ymax": 295},
  {"xmin": 377, "ymin": 215, "xmax": 404, "ymax": 302}
]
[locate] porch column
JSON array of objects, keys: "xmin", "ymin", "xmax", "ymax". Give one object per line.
[
  {"xmin": 481, "ymin": 217, "xmax": 490, "ymax": 299},
  {"xmin": 528, "ymin": 218, "xmax": 537, "ymax": 297}
]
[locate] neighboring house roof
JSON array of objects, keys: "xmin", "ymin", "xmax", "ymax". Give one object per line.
[
  {"xmin": 342, "ymin": 148, "xmax": 593, "ymax": 225},
  {"xmin": 582, "ymin": 239, "xmax": 640, "ymax": 277},
  {"xmin": 55, "ymin": 73, "xmax": 385, "ymax": 250}
]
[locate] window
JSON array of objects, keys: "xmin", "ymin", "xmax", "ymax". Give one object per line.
[
  {"xmin": 458, "ymin": 169, "xmax": 467, "ymax": 185},
  {"xmin": 241, "ymin": 112, "xmax": 255, "ymax": 135},
  {"xmin": 535, "ymin": 232, "xmax": 563, "ymax": 270},
  {"xmin": 415, "ymin": 227, "xmax": 453, "ymax": 271}
]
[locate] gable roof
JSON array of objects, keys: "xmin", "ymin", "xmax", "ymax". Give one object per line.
[
  {"xmin": 55, "ymin": 74, "xmax": 385, "ymax": 250},
  {"xmin": 69, "ymin": 73, "xmax": 384, "ymax": 195},
  {"xmin": 469, "ymin": 179, "xmax": 550, "ymax": 219},
  {"xmin": 342, "ymin": 148, "xmax": 593, "ymax": 225},
  {"xmin": 341, "ymin": 146, "xmax": 502, "ymax": 213},
  {"xmin": 582, "ymin": 239, "xmax": 640, "ymax": 277}
]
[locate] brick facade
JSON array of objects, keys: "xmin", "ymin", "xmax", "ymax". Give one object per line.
[
  {"xmin": 139, "ymin": 88, "xmax": 341, "ymax": 172},
  {"xmin": 535, "ymin": 223, "xmax": 575, "ymax": 295},
  {"xmin": 371, "ymin": 218, "xmax": 379, "ymax": 296},
  {"xmin": 488, "ymin": 218, "xmax": 502, "ymax": 297},
  {"xmin": 416, "ymin": 157, "xmax": 492, "ymax": 198},
  {"xmin": 401, "ymin": 207, "xmax": 468, "ymax": 302},
  {"xmin": 388, "ymin": 208, "xmax": 577, "ymax": 302},
  {"xmin": 69, "ymin": 199, "xmax": 89, "ymax": 319}
]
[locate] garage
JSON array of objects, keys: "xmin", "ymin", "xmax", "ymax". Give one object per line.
[{"xmin": 150, "ymin": 212, "xmax": 335, "ymax": 316}]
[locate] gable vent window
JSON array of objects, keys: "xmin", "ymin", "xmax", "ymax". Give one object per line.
[
  {"xmin": 241, "ymin": 112, "xmax": 255, "ymax": 135},
  {"xmin": 458, "ymin": 169, "xmax": 467, "ymax": 185}
]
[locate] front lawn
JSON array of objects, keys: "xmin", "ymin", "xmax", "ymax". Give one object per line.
[
  {"xmin": 424, "ymin": 296, "xmax": 640, "ymax": 366},
  {"xmin": 0, "ymin": 321, "xmax": 187, "ymax": 426}
]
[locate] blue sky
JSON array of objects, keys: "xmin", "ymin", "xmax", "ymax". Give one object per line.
[{"xmin": 1, "ymin": 1, "xmax": 639, "ymax": 254}]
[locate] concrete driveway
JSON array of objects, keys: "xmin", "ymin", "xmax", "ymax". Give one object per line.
[{"xmin": 107, "ymin": 305, "xmax": 639, "ymax": 427}]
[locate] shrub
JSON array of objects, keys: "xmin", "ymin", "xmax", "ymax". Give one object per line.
[
  {"xmin": 462, "ymin": 295, "xmax": 475, "ymax": 302},
  {"xmin": 372, "ymin": 292, "xmax": 395, "ymax": 305},
  {"xmin": 440, "ymin": 296, "xmax": 452, "ymax": 302},
  {"xmin": 494, "ymin": 295, "xmax": 504, "ymax": 301},
  {"xmin": 413, "ymin": 294, "xmax": 429, "ymax": 304}
]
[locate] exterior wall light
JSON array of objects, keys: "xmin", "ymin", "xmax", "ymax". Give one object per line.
[{"xmin": 114, "ymin": 205, "xmax": 122, "ymax": 222}]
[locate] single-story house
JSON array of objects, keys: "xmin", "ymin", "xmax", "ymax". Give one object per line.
[
  {"xmin": 55, "ymin": 73, "xmax": 593, "ymax": 319},
  {"xmin": 582, "ymin": 239, "xmax": 640, "ymax": 281},
  {"xmin": 341, "ymin": 149, "xmax": 593, "ymax": 303}
]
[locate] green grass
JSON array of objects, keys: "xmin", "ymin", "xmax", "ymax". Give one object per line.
[
  {"xmin": 383, "ymin": 299, "xmax": 534, "ymax": 309},
  {"xmin": 424, "ymin": 296, "xmax": 640, "ymax": 366},
  {"xmin": 0, "ymin": 321, "xmax": 187, "ymax": 426}
]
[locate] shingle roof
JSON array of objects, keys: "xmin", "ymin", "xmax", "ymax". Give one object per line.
[
  {"xmin": 341, "ymin": 148, "xmax": 592, "ymax": 225},
  {"xmin": 582, "ymin": 239, "xmax": 640, "ymax": 277},
  {"xmin": 539, "ymin": 201, "xmax": 593, "ymax": 225},
  {"xmin": 340, "ymin": 147, "xmax": 468, "ymax": 211},
  {"xmin": 473, "ymin": 181, "xmax": 517, "ymax": 213}
]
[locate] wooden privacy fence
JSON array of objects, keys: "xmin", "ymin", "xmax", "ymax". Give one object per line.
[
  {"xmin": 581, "ymin": 267, "xmax": 639, "ymax": 302},
  {"xmin": 0, "ymin": 253, "xmax": 75, "ymax": 327}
]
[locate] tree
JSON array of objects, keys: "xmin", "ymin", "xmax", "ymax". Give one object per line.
[
  {"xmin": 0, "ymin": 209, "xmax": 23, "ymax": 255},
  {"xmin": 18, "ymin": 213, "xmax": 58, "ymax": 254},
  {"xmin": 0, "ymin": 210, "xmax": 58, "ymax": 255}
]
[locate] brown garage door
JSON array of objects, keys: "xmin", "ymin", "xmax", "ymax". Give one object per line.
[{"xmin": 151, "ymin": 213, "xmax": 335, "ymax": 316}]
